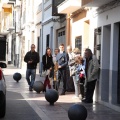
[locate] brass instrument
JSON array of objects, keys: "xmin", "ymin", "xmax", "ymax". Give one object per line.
[{"xmin": 54, "ymin": 62, "xmax": 58, "ymax": 81}]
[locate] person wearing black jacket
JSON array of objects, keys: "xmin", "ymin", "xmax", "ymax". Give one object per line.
[
  {"xmin": 42, "ymin": 48, "xmax": 54, "ymax": 91},
  {"xmin": 42, "ymin": 48, "xmax": 54, "ymax": 73},
  {"xmin": 56, "ymin": 44, "xmax": 68, "ymax": 95},
  {"xmin": 24, "ymin": 44, "xmax": 39, "ymax": 91}
]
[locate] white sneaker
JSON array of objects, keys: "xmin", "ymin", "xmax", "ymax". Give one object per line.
[{"xmin": 72, "ymin": 96, "xmax": 79, "ymax": 99}]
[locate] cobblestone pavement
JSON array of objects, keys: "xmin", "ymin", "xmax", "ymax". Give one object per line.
[{"xmin": 2, "ymin": 66, "xmax": 120, "ymax": 120}]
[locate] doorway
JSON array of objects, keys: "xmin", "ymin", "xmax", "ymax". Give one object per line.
[
  {"xmin": 57, "ymin": 28, "xmax": 66, "ymax": 48},
  {"xmin": 94, "ymin": 28, "xmax": 101, "ymax": 101},
  {"xmin": 117, "ymin": 23, "xmax": 120, "ymax": 104}
]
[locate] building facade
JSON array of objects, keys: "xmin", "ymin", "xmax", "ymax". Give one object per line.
[
  {"xmin": 57, "ymin": 0, "xmax": 120, "ymax": 111},
  {"xmin": 0, "ymin": 0, "xmax": 21, "ymax": 67},
  {"xmin": 39, "ymin": 0, "xmax": 67, "ymax": 74},
  {"xmin": 1, "ymin": 0, "xmax": 120, "ymax": 112}
]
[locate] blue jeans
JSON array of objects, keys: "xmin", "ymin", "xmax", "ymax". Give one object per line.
[
  {"xmin": 26, "ymin": 69, "xmax": 36, "ymax": 88},
  {"xmin": 73, "ymin": 75, "xmax": 80, "ymax": 97}
]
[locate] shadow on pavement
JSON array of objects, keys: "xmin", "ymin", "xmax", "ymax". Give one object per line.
[{"xmin": 1, "ymin": 91, "xmax": 41, "ymax": 120}]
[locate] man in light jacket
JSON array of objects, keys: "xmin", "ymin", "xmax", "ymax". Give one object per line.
[{"xmin": 82, "ymin": 48, "xmax": 99, "ymax": 103}]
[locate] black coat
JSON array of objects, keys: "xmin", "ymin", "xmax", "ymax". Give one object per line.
[
  {"xmin": 42, "ymin": 55, "xmax": 54, "ymax": 71},
  {"xmin": 24, "ymin": 51, "xmax": 39, "ymax": 69}
]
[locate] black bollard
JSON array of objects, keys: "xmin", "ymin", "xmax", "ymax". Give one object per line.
[
  {"xmin": 68, "ymin": 104, "xmax": 87, "ymax": 120},
  {"xmin": 13, "ymin": 72, "xmax": 22, "ymax": 82},
  {"xmin": 45, "ymin": 89, "xmax": 59, "ymax": 105},
  {"xmin": 33, "ymin": 81, "xmax": 44, "ymax": 93}
]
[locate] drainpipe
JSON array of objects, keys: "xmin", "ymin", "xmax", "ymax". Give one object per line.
[
  {"xmin": 66, "ymin": 14, "xmax": 71, "ymax": 46},
  {"xmin": 39, "ymin": 0, "xmax": 44, "ymax": 75}
]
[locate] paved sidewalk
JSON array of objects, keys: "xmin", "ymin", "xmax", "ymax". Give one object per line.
[
  {"xmin": 2, "ymin": 91, "xmax": 41, "ymax": 120},
  {"xmin": 3, "ymin": 66, "xmax": 120, "ymax": 120}
]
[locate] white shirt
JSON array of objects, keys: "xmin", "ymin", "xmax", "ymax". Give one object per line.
[
  {"xmin": 68, "ymin": 52, "xmax": 75, "ymax": 61},
  {"xmin": 52, "ymin": 54, "xmax": 57, "ymax": 63}
]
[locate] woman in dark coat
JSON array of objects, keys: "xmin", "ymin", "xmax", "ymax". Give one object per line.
[
  {"xmin": 42, "ymin": 48, "xmax": 54, "ymax": 91},
  {"xmin": 42, "ymin": 48, "xmax": 54, "ymax": 73}
]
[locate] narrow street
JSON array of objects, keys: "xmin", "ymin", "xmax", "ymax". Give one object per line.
[{"xmin": 1, "ymin": 66, "xmax": 120, "ymax": 120}]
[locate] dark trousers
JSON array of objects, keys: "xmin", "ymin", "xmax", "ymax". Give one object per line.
[
  {"xmin": 85, "ymin": 80, "xmax": 97, "ymax": 101},
  {"xmin": 58, "ymin": 69, "xmax": 66, "ymax": 92},
  {"xmin": 80, "ymin": 77, "xmax": 85, "ymax": 98},
  {"xmin": 53, "ymin": 81, "xmax": 58, "ymax": 91},
  {"xmin": 66, "ymin": 67, "xmax": 74, "ymax": 91}
]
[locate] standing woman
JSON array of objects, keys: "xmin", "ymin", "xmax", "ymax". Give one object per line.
[
  {"xmin": 42, "ymin": 48, "xmax": 54, "ymax": 89},
  {"xmin": 42, "ymin": 48, "xmax": 54, "ymax": 74},
  {"xmin": 69, "ymin": 48, "xmax": 81, "ymax": 99},
  {"xmin": 66, "ymin": 45, "xmax": 75, "ymax": 92}
]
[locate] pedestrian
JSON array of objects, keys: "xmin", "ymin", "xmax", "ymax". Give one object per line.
[
  {"xmin": 52, "ymin": 48, "xmax": 59, "ymax": 63},
  {"xmin": 42, "ymin": 48, "xmax": 54, "ymax": 91},
  {"xmin": 52, "ymin": 48, "xmax": 59, "ymax": 90},
  {"xmin": 56, "ymin": 44, "xmax": 68, "ymax": 95},
  {"xmin": 82, "ymin": 48, "xmax": 99, "ymax": 103},
  {"xmin": 42, "ymin": 48, "xmax": 54, "ymax": 72},
  {"xmin": 66, "ymin": 45, "xmax": 75, "ymax": 92},
  {"xmin": 69, "ymin": 48, "xmax": 81, "ymax": 99},
  {"xmin": 24, "ymin": 44, "xmax": 39, "ymax": 91},
  {"xmin": 75, "ymin": 56, "xmax": 86, "ymax": 99}
]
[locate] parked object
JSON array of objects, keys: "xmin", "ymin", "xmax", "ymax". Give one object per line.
[
  {"xmin": 0, "ymin": 62, "xmax": 7, "ymax": 118},
  {"xmin": 45, "ymin": 89, "xmax": 59, "ymax": 105},
  {"xmin": 68, "ymin": 104, "xmax": 87, "ymax": 120},
  {"xmin": 33, "ymin": 81, "xmax": 44, "ymax": 93},
  {"xmin": 13, "ymin": 72, "xmax": 22, "ymax": 82}
]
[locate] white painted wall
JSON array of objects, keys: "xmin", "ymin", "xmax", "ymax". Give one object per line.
[
  {"xmin": 7, "ymin": 34, "xmax": 12, "ymax": 62},
  {"xmin": 70, "ymin": 5, "xmax": 120, "ymax": 55},
  {"xmin": 44, "ymin": 7, "xmax": 52, "ymax": 21},
  {"xmin": 15, "ymin": 35, "xmax": 19, "ymax": 54},
  {"xmin": 91, "ymin": 6, "xmax": 120, "ymax": 28}
]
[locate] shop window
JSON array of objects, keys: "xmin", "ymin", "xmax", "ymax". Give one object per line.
[
  {"xmin": 46, "ymin": 34, "xmax": 49, "ymax": 48},
  {"xmin": 75, "ymin": 36, "xmax": 82, "ymax": 54}
]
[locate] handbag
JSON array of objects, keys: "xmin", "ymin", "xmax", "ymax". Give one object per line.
[
  {"xmin": 41, "ymin": 70, "xmax": 47, "ymax": 77},
  {"xmin": 41, "ymin": 69, "xmax": 50, "ymax": 77},
  {"xmin": 70, "ymin": 66, "xmax": 76, "ymax": 76},
  {"xmin": 41, "ymin": 56, "xmax": 48, "ymax": 77}
]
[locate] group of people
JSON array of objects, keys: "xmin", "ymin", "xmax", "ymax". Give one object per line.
[{"xmin": 24, "ymin": 43, "xmax": 99, "ymax": 103}]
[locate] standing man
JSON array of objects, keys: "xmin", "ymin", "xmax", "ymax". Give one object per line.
[
  {"xmin": 82, "ymin": 48, "xmax": 99, "ymax": 103},
  {"xmin": 66, "ymin": 45, "xmax": 75, "ymax": 92},
  {"xmin": 24, "ymin": 44, "xmax": 39, "ymax": 91},
  {"xmin": 56, "ymin": 44, "xmax": 68, "ymax": 95},
  {"xmin": 52, "ymin": 48, "xmax": 60, "ymax": 63}
]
